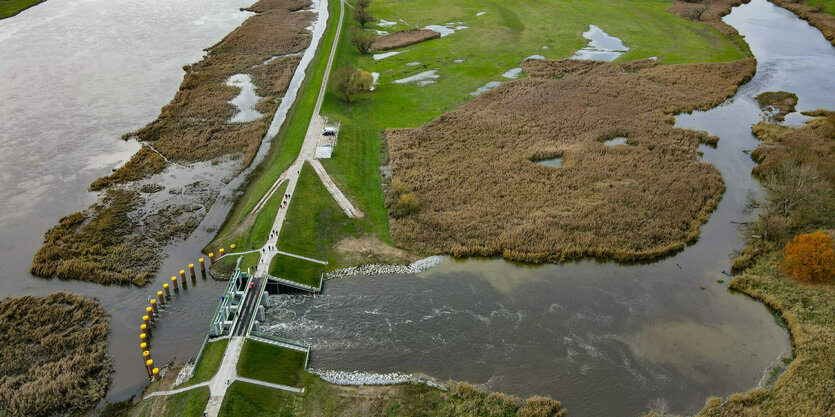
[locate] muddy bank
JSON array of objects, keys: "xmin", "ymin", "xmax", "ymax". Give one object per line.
[
  {"xmin": 386, "ymin": 58, "xmax": 755, "ymax": 263},
  {"xmin": 31, "ymin": 0, "xmax": 317, "ymax": 285},
  {"xmin": 0, "ymin": 292, "xmax": 112, "ymax": 417}
]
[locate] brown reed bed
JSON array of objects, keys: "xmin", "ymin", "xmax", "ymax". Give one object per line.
[
  {"xmin": 371, "ymin": 28, "xmax": 441, "ymax": 51},
  {"xmin": 0, "ymin": 292, "xmax": 112, "ymax": 417},
  {"xmin": 32, "ymin": 0, "xmax": 316, "ymax": 285},
  {"xmin": 385, "ymin": 58, "xmax": 755, "ymax": 263}
]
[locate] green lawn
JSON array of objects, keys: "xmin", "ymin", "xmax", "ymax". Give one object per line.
[
  {"xmin": 237, "ymin": 340, "xmax": 308, "ymax": 387},
  {"xmin": 186, "ymin": 338, "xmax": 229, "ymax": 385},
  {"xmin": 268, "ymin": 254, "xmax": 324, "ymax": 288},
  {"xmin": 212, "ymin": 252, "xmax": 260, "ymax": 277},
  {"xmin": 207, "ymin": 182, "xmax": 287, "ymax": 254},
  {"xmin": 806, "ymin": 0, "xmax": 835, "ymax": 17},
  {"xmin": 135, "ymin": 386, "xmax": 210, "ymax": 417},
  {"xmin": 276, "ymin": 162, "xmax": 356, "ymax": 261},
  {"xmin": 218, "ymin": 381, "xmax": 298, "ymax": 417},
  {"xmin": 0, "ymin": 0, "xmax": 45, "ymax": 19}
]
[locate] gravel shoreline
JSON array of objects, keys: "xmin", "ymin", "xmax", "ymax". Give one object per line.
[
  {"xmin": 310, "ymin": 368, "xmax": 446, "ymax": 390},
  {"xmin": 324, "ymin": 255, "xmax": 445, "ymax": 279}
]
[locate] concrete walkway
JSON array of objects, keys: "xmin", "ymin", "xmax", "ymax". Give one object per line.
[
  {"xmin": 236, "ymin": 376, "xmax": 305, "ymax": 393},
  {"xmin": 143, "ymin": 381, "xmax": 209, "ymax": 399}
]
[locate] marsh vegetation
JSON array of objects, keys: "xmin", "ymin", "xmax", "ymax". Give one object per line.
[
  {"xmin": 386, "ymin": 58, "xmax": 755, "ymax": 263},
  {"xmin": 0, "ymin": 292, "xmax": 112, "ymax": 417}
]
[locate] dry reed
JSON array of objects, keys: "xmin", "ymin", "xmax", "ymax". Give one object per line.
[
  {"xmin": 371, "ymin": 28, "xmax": 440, "ymax": 51},
  {"xmin": 0, "ymin": 292, "xmax": 112, "ymax": 417},
  {"xmin": 386, "ymin": 58, "xmax": 756, "ymax": 263}
]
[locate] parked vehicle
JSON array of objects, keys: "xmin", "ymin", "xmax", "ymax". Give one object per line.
[{"xmin": 322, "ymin": 127, "xmax": 336, "ymax": 136}]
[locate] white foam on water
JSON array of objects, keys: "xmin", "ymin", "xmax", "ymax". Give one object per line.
[
  {"xmin": 470, "ymin": 81, "xmax": 502, "ymax": 96},
  {"xmin": 226, "ymin": 73, "xmax": 263, "ymax": 123},
  {"xmin": 378, "ymin": 19, "xmax": 397, "ymax": 27},
  {"xmin": 373, "ymin": 50, "xmax": 404, "ymax": 60},
  {"xmin": 392, "ymin": 70, "xmax": 439, "ymax": 87}
]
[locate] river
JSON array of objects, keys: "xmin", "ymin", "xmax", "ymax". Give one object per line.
[
  {"xmin": 262, "ymin": 1, "xmax": 835, "ymax": 416},
  {"xmin": 0, "ymin": 0, "xmax": 832, "ymax": 414}
]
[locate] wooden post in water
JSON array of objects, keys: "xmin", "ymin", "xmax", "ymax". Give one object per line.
[
  {"xmin": 171, "ymin": 276, "xmax": 178, "ymax": 291},
  {"xmin": 157, "ymin": 290, "xmax": 165, "ymax": 306},
  {"xmin": 145, "ymin": 359, "xmax": 154, "ymax": 377},
  {"xmin": 189, "ymin": 263, "xmax": 196, "ymax": 280},
  {"xmin": 179, "ymin": 270, "xmax": 187, "ymax": 289},
  {"xmin": 163, "ymin": 283, "xmax": 170, "ymax": 298},
  {"xmin": 150, "ymin": 299, "xmax": 158, "ymax": 314},
  {"xmin": 140, "ymin": 333, "xmax": 147, "ymax": 347},
  {"xmin": 142, "ymin": 315, "xmax": 150, "ymax": 328},
  {"xmin": 145, "ymin": 306, "xmax": 153, "ymax": 320},
  {"xmin": 199, "ymin": 257, "xmax": 206, "ymax": 277},
  {"xmin": 208, "ymin": 253, "xmax": 215, "ymax": 266},
  {"xmin": 152, "ymin": 367, "xmax": 160, "ymax": 381},
  {"xmin": 140, "ymin": 323, "xmax": 149, "ymax": 336},
  {"xmin": 140, "ymin": 342, "xmax": 147, "ymax": 351}
]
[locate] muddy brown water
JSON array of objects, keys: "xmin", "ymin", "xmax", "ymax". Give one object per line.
[{"xmin": 0, "ymin": 0, "xmax": 832, "ymax": 415}]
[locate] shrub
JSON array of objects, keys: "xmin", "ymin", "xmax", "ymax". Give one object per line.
[
  {"xmin": 386, "ymin": 180, "xmax": 420, "ymax": 218},
  {"xmin": 352, "ymin": 7, "xmax": 374, "ymax": 28},
  {"xmin": 517, "ymin": 395, "xmax": 566, "ymax": 417},
  {"xmin": 783, "ymin": 230, "xmax": 835, "ymax": 282},
  {"xmin": 330, "ymin": 66, "xmax": 373, "ymax": 103},
  {"xmin": 350, "ymin": 28, "xmax": 376, "ymax": 55}
]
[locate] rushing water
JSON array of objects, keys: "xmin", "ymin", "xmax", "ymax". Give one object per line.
[{"xmin": 263, "ymin": 1, "xmax": 835, "ymax": 416}]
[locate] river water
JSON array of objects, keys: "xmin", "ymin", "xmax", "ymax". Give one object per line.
[
  {"xmin": 0, "ymin": 0, "xmax": 831, "ymax": 414},
  {"xmin": 262, "ymin": 1, "xmax": 835, "ymax": 416}
]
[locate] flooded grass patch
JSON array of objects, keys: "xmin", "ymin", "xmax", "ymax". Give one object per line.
[{"xmin": 386, "ymin": 58, "xmax": 755, "ymax": 263}]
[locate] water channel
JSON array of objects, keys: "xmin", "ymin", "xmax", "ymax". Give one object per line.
[
  {"xmin": 263, "ymin": 1, "xmax": 835, "ymax": 416},
  {"xmin": 0, "ymin": 0, "xmax": 832, "ymax": 414}
]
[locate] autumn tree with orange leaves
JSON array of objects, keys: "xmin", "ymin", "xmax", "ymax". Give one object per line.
[{"xmin": 783, "ymin": 230, "xmax": 835, "ymax": 282}]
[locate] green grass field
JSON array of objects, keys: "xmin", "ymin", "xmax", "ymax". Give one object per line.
[
  {"xmin": 0, "ymin": 0, "xmax": 45, "ymax": 19},
  {"xmin": 237, "ymin": 340, "xmax": 308, "ymax": 387},
  {"xmin": 268, "ymin": 254, "xmax": 324, "ymax": 288},
  {"xmin": 218, "ymin": 381, "xmax": 298, "ymax": 417},
  {"xmin": 186, "ymin": 338, "xmax": 229, "ymax": 386},
  {"xmin": 133, "ymin": 386, "xmax": 209, "ymax": 417},
  {"xmin": 276, "ymin": 163, "xmax": 357, "ymax": 261},
  {"xmin": 806, "ymin": 0, "xmax": 835, "ymax": 17}
]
